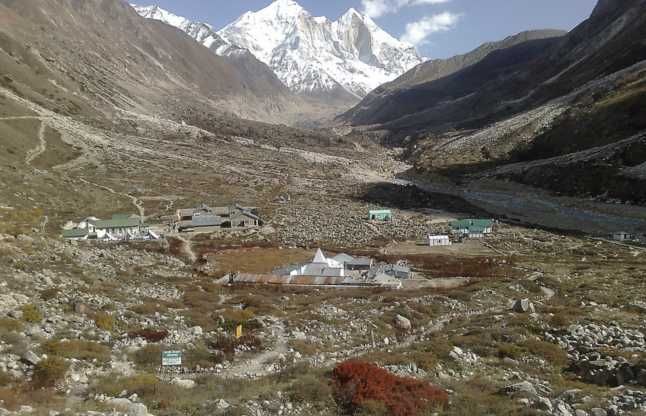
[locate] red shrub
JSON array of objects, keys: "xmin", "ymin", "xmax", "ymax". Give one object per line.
[
  {"xmin": 127, "ymin": 329, "xmax": 169, "ymax": 343},
  {"xmin": 332, "ymin": 361, "xmax": 448, "ymax": 416}
]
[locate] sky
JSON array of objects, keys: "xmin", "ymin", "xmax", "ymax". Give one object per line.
[{"xmin": 141, "ymin": 0, "xmax": 599, "ymax": 58}]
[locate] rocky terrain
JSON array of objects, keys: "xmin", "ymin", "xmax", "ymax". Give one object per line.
[
  {"xmin": 342, "ymin": 0, "xmax": 646, "ymax": 206},
  {"xmin": 0, "ymin": 0, "xmax": 645, "ymax": 415}
]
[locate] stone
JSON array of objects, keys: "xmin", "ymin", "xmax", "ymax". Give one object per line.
[
  {"xmin": 533, "ymin": 396, "xmax": 553, "ymax": 412},
  {"xmin": 575, "ymin": 410, "xmax": 588, "ymax": 416},
  {"xmin": 215, "ymin": 399, "xmax": 230, "ymax": 410},
  {"xmin": 501, "ymin": 381, "xmax": 537, "ymax": 397},
  {"xmin": 512, "ymin": 299, "xmax": 535, "ymax": 313},
  {"xmin": 108, "ymin": 398, "xmax": 150, "ymax": 416},
  {"xmin": 393, "ymin": 314, "xmax": 412, "ymax": 331},
  {"xmin": 74, "ymin": 303, "xmax": 92, "ymax": 315},
  {"xmin": 171, "ymin": 378, "xmax": 196, "ymax": 389},
  {"xmin": 21, "ymin": 351, "xmax": 40, "ymax": 366},
  {"xmin": 590, "ymin": 409, "xmax": 607, "ymax": 416},
  {"xmin": 191, "ymin": 326, "xmax": 203, "ymax": 336}
]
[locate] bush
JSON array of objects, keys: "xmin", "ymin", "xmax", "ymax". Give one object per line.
[
  {"xmin": 288, "ymin": 373, "xmax": 333, "ymax": 407},
  {"xmin": 0, "ymin": 371, "xmax": 13, "ymax": 387},
  {"xmin": 32, "ymin": 357, "xmax": 69, "ymax": 388},
  {"xmin": 94, "ymin": 373, "xmax": 159, "ymax": 397},
  {"xmin": 332, "ymin": 361, "xmax": 448, "ymax": 416},
  {"xmin": 94, "ymin": 313, "xmax": 114, "ymax": 331},
  {"xmin": 0, "ymin": 318, "xmax": 24, "ymax": 333},
  {"xmin": 127, "ymin": 329, "xmax": 169, "ymax": 343},
  {"xmin": 42, "ymin": 340, "xmax": 111, "ymax": 362},
  {"xmin": 22, "ymin": 304, "xmax": 43, "ymax": 323},
  {"xmin": 523, "ymin": 339, "xmax": 568, "ymax": 368},
  {"xmin": 132, "ymin": 344, "xmax": 162, "ymax": 369},
  {"xmin": 40, "ymin": 289, "xmax": 59, "ymax": 301}
]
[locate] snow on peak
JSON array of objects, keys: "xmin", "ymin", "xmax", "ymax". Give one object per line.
[
  {"xmin": 218, "ymin": 3, "xmax": 424, "ymax": 97},
  {"xmin": 132, "ymin": 2, "xmax": 424, "ymax": 98}
]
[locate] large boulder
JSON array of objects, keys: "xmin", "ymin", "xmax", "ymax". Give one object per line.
[
  {"xmin": 512, "ymin": 299, "xmax": 535, "ymax": 313},
  {"xmin": 500, "ymin": 381, "xmax": 537, "ymax": 397},
  {"xmin": 393, "ymin": 314, "xmax": 412, "ymax": 331},
  {"xmin": 107, "ymin": 398, "xmax": 150, "ymax": 416}
]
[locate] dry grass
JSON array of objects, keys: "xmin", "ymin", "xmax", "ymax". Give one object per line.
[
  {"xmin": 42, "ymin": 340, "xmax": 111, "ymax": 363},
  {"xmin": 209, "ymin": 247, "xmax": 312, "ymax": 274}
]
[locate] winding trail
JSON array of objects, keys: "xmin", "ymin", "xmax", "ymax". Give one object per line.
[{"xmin": 25, "ymin": 121, "xmax": 47, "ymax": 166}]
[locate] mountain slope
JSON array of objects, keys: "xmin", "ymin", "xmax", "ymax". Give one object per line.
[
  {"xmin": 358, "ymin": 0, "xmax": 646, "ymax": 205},
  {"xmin": 0, "ymin": 0, "xmax": 297, "ymax": 123},
  {"xmin": 343, "ymin": 0, "xmax": 646, "ymax": 134},
  {"xmin": 344, "ymin": 30, "xmax": 566, "ymax": 125},
  {"xmin": 217, "ymin": 0, "xmax": 423, "ymax": 100}
]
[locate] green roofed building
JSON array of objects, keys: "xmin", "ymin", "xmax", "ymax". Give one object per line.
[
  {"xmin": 369, "ymin": 210, "xmax": 393, "ymax": 222},
  {"xmin": 449, "ymin": 219, "xmax": 494, "ymax": 238},
  {"xmin": 63, "ymin": 214, "xmax": 146, "ymax": 241}
]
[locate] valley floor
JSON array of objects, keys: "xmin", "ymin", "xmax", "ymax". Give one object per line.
[{"xmin": 0, "ymin": 88, "xmax": 645, "ymax": 416}]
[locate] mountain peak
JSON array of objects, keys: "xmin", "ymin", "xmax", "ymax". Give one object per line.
[{"xmin": 259, "ymin": 0, "xmax": 308, "ymax": 17}]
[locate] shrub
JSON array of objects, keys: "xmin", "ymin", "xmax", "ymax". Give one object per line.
[
  {"xmin": 127, "ymin": 329, "xmax": 169, "ymax": 343},
  {"xmin": 40, "ymin": 289, "xmax": 59, "ymax": 302},
  {"xmin": 0, "ymin": 371, "xmax": 13, "ymax": 387},
  {"xmin": 132, "ymin": 344, "xmax": 162, "ymax": 369},
  {"xmin": 497, "ymin": 343, "xmax": 524, "ymax": 360},
  {"xmin": 94, "ymin": 313, "xmax": 115, "ymax": 331},
  {"xmin": 0, "ymin": 318, "xmax": 24, "ymax": 333},
  {"xmin": 523, "ymin": 339, "xmax": 568, "ymax": 368},
  {"xmin": 21, "ymin": 304, "xmax": 43, "ymax": 323},
  {"xmin": 94, "ymin": 373, "xmax": 159, "ymax": 397},
  {"xmin": 332, "ymin": 361, "xmax": 448, "ymax": 416},
  {"xmin": 288, "ymin": 373, "xmax": 333, "ymax": 406},
  {"xmin": 32, "ymin": 357, "xmax": 69, "ymax": 388},
  {"xmin": 42, "ymin": 340, "xmax": 111, "ymax": 362},
  {"xmin": 185, "ymin": 346, "xmax": 225, "ymax": 368}
]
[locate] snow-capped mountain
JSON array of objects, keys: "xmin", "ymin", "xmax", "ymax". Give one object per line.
[
  {"xmin": 132, "ymin": 4, "xmax": 237, "ymax": 55},
  {"xmin": 132, "ymin": 0, "xmax": 424, "ymax": 99}
]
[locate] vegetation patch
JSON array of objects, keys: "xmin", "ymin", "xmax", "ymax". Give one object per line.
[
  {"xmin": 42, "ymin": 340, "xmax": 111, "ymax": 363},
  {"xmin": 332, "ymin": 360, "xmax": 448, "ymax": 416}
]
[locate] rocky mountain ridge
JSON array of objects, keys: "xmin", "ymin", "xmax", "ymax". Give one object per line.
[{"xmin": 134, "ymin": 0, "xmax": 424, "ymax": 101}]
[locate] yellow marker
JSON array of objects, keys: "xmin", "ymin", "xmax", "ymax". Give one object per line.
[{"xmin": 235, "ymin": 324, "xmax": 243, "ymax": 339}]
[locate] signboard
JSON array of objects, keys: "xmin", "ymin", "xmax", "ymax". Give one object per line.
[
  {"xmin": 161, "ymin": 351, "xmax": 182, "ymax": 367},
  {"xmin": 235, "ymin": 324, "xmax": 243, "ymax": 339}
]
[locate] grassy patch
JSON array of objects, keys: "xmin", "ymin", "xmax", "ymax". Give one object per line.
[{"xmin": 42, "ymin": 340, "xmax": 111, "ymax": 363}]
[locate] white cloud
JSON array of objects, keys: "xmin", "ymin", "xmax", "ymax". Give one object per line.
[
  {"xmin": 361, "ymin": 0, "xmax": 451, "ymax": 18},
  {"xmin": 400, "ymin": 12, "xmax": 461, "ymax": 45}
]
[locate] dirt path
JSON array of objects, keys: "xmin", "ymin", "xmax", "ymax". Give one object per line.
[
  {"xmin": 25, "ymin": 121, "xmax": 47, "ymax": 166},
  {"xmin": 221, "ymin": 321, "xmax": 289, "ymax": 379},
  {"xmin": 174, "ymin": 235, "xmax": 197, "ymax": 264}
]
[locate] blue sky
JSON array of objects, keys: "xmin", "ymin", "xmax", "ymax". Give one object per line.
[{"xmin": 142, "ymin": 0, "xmax": 598, "ymax": 58}]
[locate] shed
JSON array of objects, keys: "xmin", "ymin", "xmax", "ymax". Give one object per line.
[
  {"xmin": 428, "ymin": 235, "xmax": 451, "ymax": 247},
  {"xmin": 384, "ymin": 264, "xmax": 411, "ymax": 280},
  {"xmin": 369, "ymin": 209, "xmax": 393, "ymax": 222}
]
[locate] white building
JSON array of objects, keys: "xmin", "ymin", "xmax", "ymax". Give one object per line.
[
  {"xmin": 288, "ymin": 249, "xmax": 346, "ymax": 277},
  {"xmin": 428, "ymin": 235, "xmax": 451, "ymax": 247}
]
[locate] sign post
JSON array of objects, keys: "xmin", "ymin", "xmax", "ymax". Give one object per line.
[
  {"xmin": 235, "ymin": 324, "xmax": 243, "ymax": 339},
  {"xmin": 161, "ymin": 350, "xmax": 182, "ymax": 367}
]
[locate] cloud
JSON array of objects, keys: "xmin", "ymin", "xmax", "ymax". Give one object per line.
[
  {"xmin": 400, "ymin": 12, "xmax": 461, "ymax": 45},
  {"xmin": 361, "ymin": 0, "xmax": 451, "ymax": 18}
]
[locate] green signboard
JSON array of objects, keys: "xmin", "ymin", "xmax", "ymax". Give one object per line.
[{"xmin": 162, "ymin": 350, "xmax": 182, "ymax": 366}]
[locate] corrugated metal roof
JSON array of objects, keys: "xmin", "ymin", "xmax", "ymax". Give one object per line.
[{"xmin": 90, "ymin": 218, "xmax": 141, "ymax": 229}]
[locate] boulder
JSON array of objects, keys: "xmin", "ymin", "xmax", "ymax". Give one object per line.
[
  {"xmin": 590, "ymin": 409, "xmax": 607, "ymax": 416},
  {"xmin": 108, "ymin": 398, "xmax": 150, "ymax": 416},
  {"xmin": 171, "ymin": 378, "xmax": 196, "ymax": 389},
  {"xmin": 501, "ymin": 381, "xmax": 537, "ymax": 397},
  {"xmin": 393, "ymin": 314, "xmax": 412, "ymax": 331},
  {"xmin": 21, "ymin": 351, "xmax": 41, "ymax": 366},
  {"xmin": 512, "ymin": 299, "xmax": 535, "ymax": 313}
]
